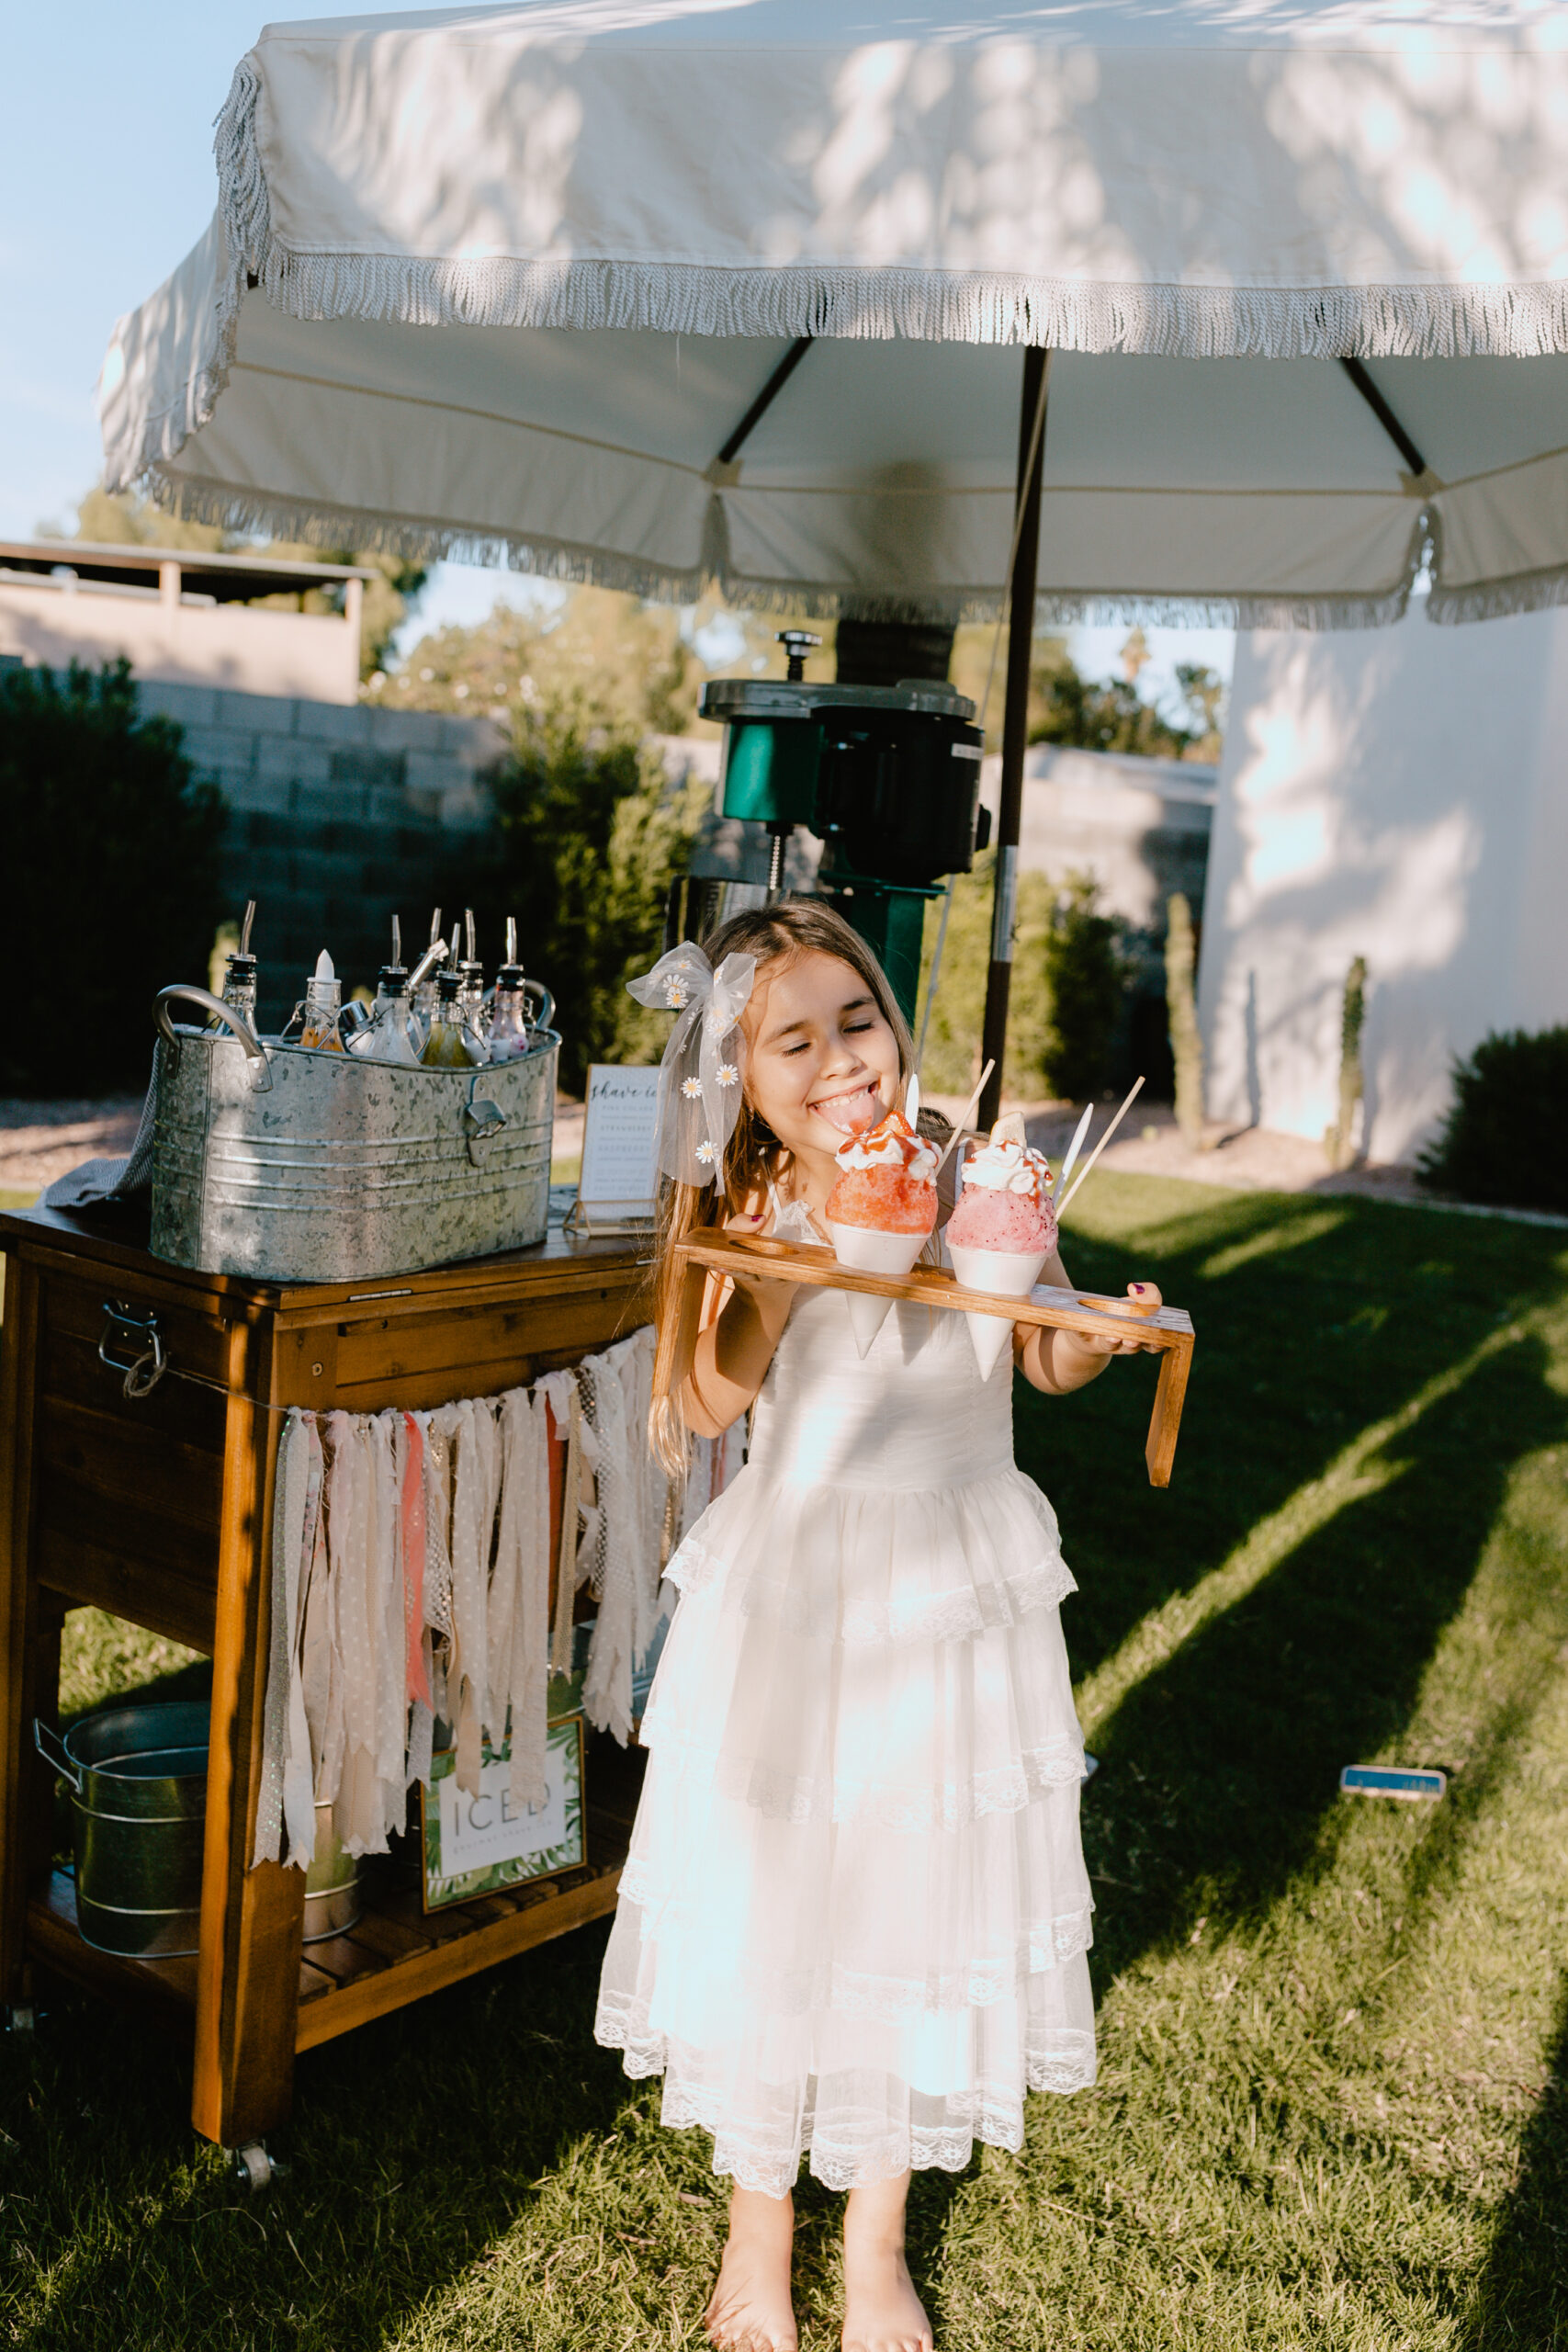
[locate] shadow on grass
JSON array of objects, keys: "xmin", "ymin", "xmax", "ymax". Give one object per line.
[
  {"xmin": 1079, "ymin": 1324, "xmax": 1564, "ymax": 1972},
  {"xmin": 1021, "ymin": 1182, "xmax": 1557, "ymax": 1685},
  {"xmin": 2, "ymin": 1919, "xmax": 639, "ymax": 2352},
  {"xmin": 1462, "ymin": 1974, "xmax": 1568, "ymax": 2349}
]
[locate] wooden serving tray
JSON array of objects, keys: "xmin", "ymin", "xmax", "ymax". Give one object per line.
[{"xmin": 655, "ymin": 1232, "xmax": 1195, "ymax": 1487}]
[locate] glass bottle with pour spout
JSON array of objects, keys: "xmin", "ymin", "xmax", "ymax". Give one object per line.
[
  {"xmin": 419, "ymin": 967, "xmax": 487, "ymax": 1068},
  {"xmin": 411, "ymin": 907, "xmax": 444, "ymax": 1034},
  {"xmin": 299, "ymin": 951, "xmax": 344, "ymax": 1050},
  {"xmin": 488, "ymin": 915, "xmax": 532, "ymax": 1062},
  {"xmin": 215, "ymin": 898, "xmax": 259, "ymax": 1028},
  {"xmin": 350, "ymin": 964, "xmax": 422, "ymax": 1064},
  {"xmin": 457, "ymin": 906, "xmax": 488, "ymax": 1045}
]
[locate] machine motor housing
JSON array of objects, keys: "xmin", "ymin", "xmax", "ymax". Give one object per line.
[{"xmin": 699, "ymin": 676, "xmax": 987, "ymax": 886}]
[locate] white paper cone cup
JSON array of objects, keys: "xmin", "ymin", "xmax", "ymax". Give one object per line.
[
  {"xmin": 828, "ymin": 1222, "xmax": 930, "ymax": 1358},
  {"xmin": 947, "ymin": 1244, "xmax": 1050, "ymax": 1379}
]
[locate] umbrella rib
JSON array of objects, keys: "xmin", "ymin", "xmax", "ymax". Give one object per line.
[
  {"xmin": 716, "ymin": 336, "xmax": 815, "ymax": 467},
  {"xmin": 1338, "ymin": 357, "xmax": 1429, "ymax": 481}
]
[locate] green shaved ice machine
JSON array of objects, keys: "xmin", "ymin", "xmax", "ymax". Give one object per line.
[{"xmin": 689, "ymin": 671, "xmax": 989, "ymax": 1022}]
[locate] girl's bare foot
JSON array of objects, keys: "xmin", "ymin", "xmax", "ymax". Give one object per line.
[
  {"xmin": 841, "ymin": 2172, "xmax": 933, "ymax": 2352},
  {"xmin": 705, "ymin": 2184, "xmax": 798, "ymax": 2351}
]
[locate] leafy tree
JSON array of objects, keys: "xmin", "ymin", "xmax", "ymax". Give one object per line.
[
  {"xmin": 468, "ymin": 709, "xmax": 707, "ymax": 1091},
  {"xmin": 0, "ymin": 661, "xmax": 224, "ymax": 1092},
  {"xmin": 1042, "ymin": 873, "xmax": 1127, "ymax": 1102},
  {"xmin": 1027, "ymin": 634, "xmax": 1226, "ymax": 764},
  {"xmin": 388, "ymin": 587, "xmax": 812, "ymax": 741},
  {"xmin": 914, "ymin": 850, "xmax": 1055, "ymax": 1097}
]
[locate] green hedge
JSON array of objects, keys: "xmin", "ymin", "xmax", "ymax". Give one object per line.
[
  {"xmin": 1417, "ymin": 1026, "xmax": 1568, "ymax": 1213},
  {"xmin": 0, "ymin": 661, "xmax": 224, "ymax": 1094}
]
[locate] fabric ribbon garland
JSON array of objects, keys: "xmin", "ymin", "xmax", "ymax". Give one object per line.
[
  {"xmin": 252, "ymin": 1327, "xmax": 704, "ymax": 1873},
  {"xmin": 626, "ymin": 943, "xmax": 756, "ymax": 1187}
]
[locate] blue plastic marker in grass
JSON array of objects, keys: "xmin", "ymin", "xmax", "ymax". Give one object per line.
[{"xmin": 1340, "ymin": 1764, "xmax": 1446, "ymax": 1802}]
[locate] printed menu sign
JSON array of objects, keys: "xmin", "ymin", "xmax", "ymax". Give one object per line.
[{"xmin": 576, "ymin": 1063, "xmax": 660, "ymax": 1219}]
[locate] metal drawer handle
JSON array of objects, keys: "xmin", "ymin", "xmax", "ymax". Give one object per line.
[
  {"xmin": 152, "ymin": 984, "xmax": 273, "ymax": 1092},
  {"xmin": 98, "ymin": 1300, "xmax": 168, "ymax": 1398},
  {"xmin": 32, "ymin": 1719, "xmax": 81, "ymax": 1793}
]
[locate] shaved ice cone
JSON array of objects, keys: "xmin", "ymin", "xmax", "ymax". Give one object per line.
[
  {"xmin": 947, "ymin": 1243, "xmax": 1050, "ymax": 1378},
  {"xmin": 945, "ymin": 1119, "xmax": 1059, "ymax": 1377},
  {"xmin": 827, "ymin": 1222, "xmax": 930, "ymax": 1357},
  {"xmin": 825, "ymin": 1107, "xmax": 940, "ymax": 1355}
]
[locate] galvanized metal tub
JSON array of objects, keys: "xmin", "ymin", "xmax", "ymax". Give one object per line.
[
  {"xmin": 39, "ymin": 1702, "xmax": 209, "ymax": 1958},
  {"xmin": 148, "ymin": 999, "xmax": 558, "ymax": 1283},
  {"xmin": 304, "ymin": 1801, "xmax": 362, "ymax": 1943},
  {"xmin": 36, "ymin": 1707, "xmax": 361, "ymax": 1955}
]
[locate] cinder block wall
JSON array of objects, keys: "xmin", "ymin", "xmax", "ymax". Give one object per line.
[{"xmin": 141, "ymin": 683, "xmax": 506, "ymax": 1029}]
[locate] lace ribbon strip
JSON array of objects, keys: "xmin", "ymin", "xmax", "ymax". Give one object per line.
[{"xmin": 251, "ymin": 1324, "xmax": 721, "ymax": 1870}]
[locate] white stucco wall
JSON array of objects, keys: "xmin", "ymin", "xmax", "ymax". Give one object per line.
[
  {"xmin": 0, "ymin": 573, "xmax": 360, "ymax": 703},
  {"xmin": 1198, "ymin": 595, "xmax": 1568, "ymax": 1163}
]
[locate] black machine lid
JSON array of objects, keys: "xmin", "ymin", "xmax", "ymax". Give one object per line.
[{"xmin": 699, "ymin": 676, "xmax": 976, "ymax": 725}]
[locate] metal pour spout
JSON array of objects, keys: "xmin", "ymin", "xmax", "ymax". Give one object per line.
[{"xmin": 406, "ymin": 938, "xmax": 447, "ymax": 994}]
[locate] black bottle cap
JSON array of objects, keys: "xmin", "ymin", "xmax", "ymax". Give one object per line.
[
  {"xmin": 377, "ymin": 963, "xmax": 409, "ymax": 995},
  {"xmin": 436, "ymin": 969, "xmax": 462, "ymax": 1001}
]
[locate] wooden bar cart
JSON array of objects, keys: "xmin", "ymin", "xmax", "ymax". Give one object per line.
[{"xmin": 0, "ymin": 1202, "xmax": 649, "ymax": 2170}]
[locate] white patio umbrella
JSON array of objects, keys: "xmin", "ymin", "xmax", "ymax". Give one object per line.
[{"xmin": 98, "ymin": 0, "xmax": 1568, "ymax": 1098}]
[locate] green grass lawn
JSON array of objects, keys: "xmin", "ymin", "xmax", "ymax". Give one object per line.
[{"xmin": 6, "ymin": 1173, "xmax": 1567, "ymax": 2350}]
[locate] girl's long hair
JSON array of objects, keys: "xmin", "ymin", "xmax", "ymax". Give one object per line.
[{"xmin": 648, "ymin": 898, "xmax": 915, "ymax": 1474}]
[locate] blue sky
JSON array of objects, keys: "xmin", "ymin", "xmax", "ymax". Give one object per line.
[{"xmin": 0, "ymin": 5, "xmax": 1231, "ymax": 706}]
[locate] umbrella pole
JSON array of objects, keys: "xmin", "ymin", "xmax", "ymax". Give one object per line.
[{"xmin": 978, "ymin": 346, "xmax": 1050, "ymax": 1135}]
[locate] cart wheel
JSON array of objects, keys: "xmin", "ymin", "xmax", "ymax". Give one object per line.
[
  {"xmin": 5, "ymin": 2005, "xmax": 35, "ymax": 2035},
  {"xmin": 230, "ymin": 2142, "xmax": 279, "ymax": 2194}
]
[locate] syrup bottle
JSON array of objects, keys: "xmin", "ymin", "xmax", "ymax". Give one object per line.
[
  {"xmin": 419, "ymin": 968, "xmax": 486, "ymax": 1068},
  {"xmin": 489, "ymin": 915, "xmax": 531, "ymax": 1062},
  {"xmin": 299, "ymin": 951, "xmax": 344, "ymax": 1051}
]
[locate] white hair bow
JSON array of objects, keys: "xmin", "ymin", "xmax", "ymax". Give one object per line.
[{"xmin": 626, "ymin": 943, "xmax": 757, "ymax": 1187}]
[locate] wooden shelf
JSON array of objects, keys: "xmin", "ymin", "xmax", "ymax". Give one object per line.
[{"xmin": 27, "ymin": 1741, "xmax": 643, "ymax": 2058}]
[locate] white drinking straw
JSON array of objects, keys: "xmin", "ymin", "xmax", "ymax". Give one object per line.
[
  {"xmin": 1056, "ymin": 1075, "xmax": 1145, "ymax": 1216},
  {"xmin": 1055, "ymin": 1102, "xmax": 1095, "ymax": 1191},
  {"xmin": 933, "ymin": 1059, "xmax": 997, "ymax": 1179}
]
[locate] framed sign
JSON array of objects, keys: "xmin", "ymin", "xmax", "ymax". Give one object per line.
[
  {"xmin": 420, "ymin": 1714, "xmax": 585, "ymax": 1911},
  {"xmin": 565, "ymin": 1063, "xmax": 660, "ymax": 1236}
]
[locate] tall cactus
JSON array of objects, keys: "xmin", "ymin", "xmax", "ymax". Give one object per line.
[
  {"xmin": 1326, "ymin": 956, "xmax": 1368, "ymax": 1171},
  {"xmin": 1165, "ymin": 892, "xmax": 1205, "ymax": 1148}
]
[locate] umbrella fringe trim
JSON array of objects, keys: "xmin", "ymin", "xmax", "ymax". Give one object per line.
[
  {"xmin": 1427, "ymin": 565, "xmax": 1568, "ymax": 625},
  {"xmin": 144, "ymin": 466, "xmax": 1429, "ymax": 634},
  {"xmin": 211, "ymin": 55, "xmax": 1568, "ymax": 361}
]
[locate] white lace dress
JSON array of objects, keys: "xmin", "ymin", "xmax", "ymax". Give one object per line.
[{"xmin": 593, "ymin": 1220, "xmax": 1096, "ymax": 2193}]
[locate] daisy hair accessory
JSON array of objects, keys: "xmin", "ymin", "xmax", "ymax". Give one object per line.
[{"xmin": 626, "ymin": 943, "xmax": 757, "ymax": 1186}]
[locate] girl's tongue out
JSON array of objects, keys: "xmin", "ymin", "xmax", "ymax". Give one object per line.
[{"xmin": 815, "ymin": 1085, "xmax": 883, "ymax": 1135}]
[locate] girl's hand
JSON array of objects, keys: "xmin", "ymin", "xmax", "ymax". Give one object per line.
[
  {"xmin": 1073, "ymin": 1281, "xmax": 1164, "ymax": 1357},
  {"xmin": 1018, "ymin": 1282, "xmax": 1163, "ymax": 1394}
]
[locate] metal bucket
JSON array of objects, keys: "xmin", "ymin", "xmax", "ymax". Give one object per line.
[
  {"xmin": 36, "ymin": 1702, "xmax": 209, "ymax": 1958},
  {"xmin": 147, "ymin": 988, "xmax": 559, "ymax": 1283},
  {"xmin": 303, "ymin": 1801, "xmax": 361, "ymax": 1943},
  {"xmin": 35, "ymin": 1707, "xmax": 361, "ymax": 1956}
]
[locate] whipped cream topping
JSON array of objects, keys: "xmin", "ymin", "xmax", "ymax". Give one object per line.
[
  {"xmin": 960, "ymin": 1131, "xmax": 1055, "ymax": 1204},
  {"xmin": 834, "ymin": 1108, "xmax": 940, "ymax": 1182}
]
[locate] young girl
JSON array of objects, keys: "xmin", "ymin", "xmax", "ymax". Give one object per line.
[{"xmin": 595, "ymin": 902, "xmax": 1160, "ymax": 2352}]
